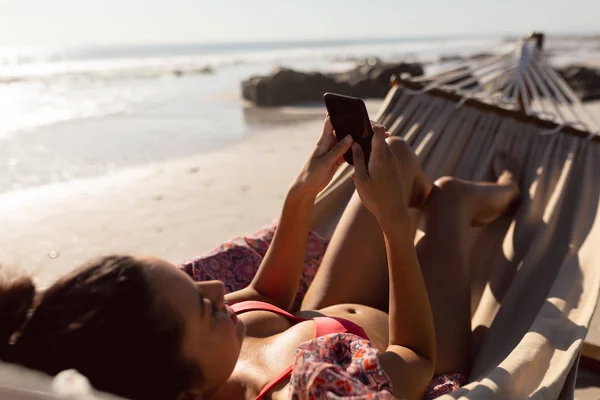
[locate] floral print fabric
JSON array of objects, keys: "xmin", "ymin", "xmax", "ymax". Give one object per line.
[{"xmin": 178, "ymin": 223, "xmax": 466, "ymax": 399}]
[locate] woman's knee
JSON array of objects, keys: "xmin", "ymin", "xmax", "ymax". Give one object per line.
[
  {"xmin": 386, "ymin": 137, "xmax": 413, "ymax": 159},
  {"xmin": 430, "ymin": 177, "xmax": 473, "ymax": 208},
  {"xmin": 434, "ymin": 177, "xmax": 466, "ymax": 195},
  {"xmin": 386, "ymin": 137, "xmax": 421, "ymax": 174}
]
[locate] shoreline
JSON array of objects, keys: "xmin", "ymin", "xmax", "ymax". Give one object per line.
[
  {"xmin": 0, "ymin": 100, "xmax": 382, "ymax": 288},
  {"xmin": 0, "ymin": 119, "xmax": 323, "ymax": 286},
  {"xmin": 0, "ymin": 99, "xmax": 359, "ymax": 195}
]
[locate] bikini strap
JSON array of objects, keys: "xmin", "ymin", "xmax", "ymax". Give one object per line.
[
  {"xmin": 233, "ymin": 302, "xmax": 369, "ymax": 400},
  {"xmin": 252, "ymin": 318, "xmax": 365, "ymax": 400},
  {"xmin": 230, "ymin": 300, "xmax": 305, "ymax": 323},
  {"xmin": 253, "ymin": 365, "xmax": 293, "ymax": 400}
]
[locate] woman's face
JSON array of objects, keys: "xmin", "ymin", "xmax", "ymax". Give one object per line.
[{"xmin": 140, "ymin": 257, "xmax": 245, "ymax": 396}]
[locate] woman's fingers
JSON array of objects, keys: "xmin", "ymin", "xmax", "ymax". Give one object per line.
[
  {"xmin": 370, "ymin": 123, "xmax": 387, "ymax": 158},
  {"xmin": 196, "ymin": 280, "xmax": 226, "ymax": 310},
  {"xmin": 322, "ymin": 116, "xmax": 334, "ymax": 138},
  {"xmin": 352, "ymin": 143, "xmax": 368, "ymax": 180},
  {"xmin": 324, "ymin": 134, "xmax": 353, "ymax": 164},
  {"xmin": 314, "ymin": 116, "xmax": 337, "ymax": 156}
]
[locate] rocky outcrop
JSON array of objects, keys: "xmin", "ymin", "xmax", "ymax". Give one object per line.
[
  {"xmin": 241, "ymin": 60, "xmax": 423, "ymax": 106},
  {"xmin": 558, "ymin": 65, "xmax": 600, "ymax": 102},
  {"xmin": 173, "ymin": 65, "xmax": 213, "ymax": 77},
  {"xmin": 241, "ymin": 69, "xmax": 338, "ymax": 106},
  {"xmin": 439, "ymin": 55, "xmax": 465, "ymax": 63}
]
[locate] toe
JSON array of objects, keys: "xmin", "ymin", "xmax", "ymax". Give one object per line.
[{"xmin": 493, "ymin": 154, "xmax": 519, "ymax": 183}]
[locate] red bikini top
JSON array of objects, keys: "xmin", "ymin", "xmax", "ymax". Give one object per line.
[{"xmin": 231, "ymin": 301, "xmax": 369, "ymax": 400}]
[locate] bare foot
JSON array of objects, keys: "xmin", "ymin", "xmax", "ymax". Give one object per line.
[
  {"xmin": 471, "ymin": 154, "xmax": 520, "ymax": 225},
  {"xmin": 493, "ymin": 153, "xmax": 520, "ymax": 187},
  {"xmin": 433, "ymin": 155, "xmax": 520, "ymax": 226}
]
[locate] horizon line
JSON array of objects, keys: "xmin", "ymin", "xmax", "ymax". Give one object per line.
[{"xmin": 3, "ymin": 30, "xmax": 600, "ymax": 50}]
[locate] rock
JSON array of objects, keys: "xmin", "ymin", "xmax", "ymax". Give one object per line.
[
  {"xmin": 241, "ymin": 68, "xmax": 341, "ymax": 106},
  {"xmin": 340, "ymin": 60, "xmax": 423, "ymax": 92},
  {"xmin": 241, "ymin": 61, "xmax": 424, "ymax": 106},
  {"xmin": 195, "ymin": 65, "xmax": 214, "ymax": 75},
  {"xmin": 173, "ymin": 65, "xmax": 214, "ymax": 77},
  {"xmin": 439, "ymin": 54, "xmax": 464, "ymax": 63},
  {"xmin": 557, "ymin": 65, "xmax": 600, "ymax": 102}
]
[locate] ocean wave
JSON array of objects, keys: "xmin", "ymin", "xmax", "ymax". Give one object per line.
[
  {"xmin": 0, "ymin": 60, "xmax": 217, "ymax": 84},
  {"xmin": 0, "ymin": 37, "xmax": 509, "ymax": 84}
]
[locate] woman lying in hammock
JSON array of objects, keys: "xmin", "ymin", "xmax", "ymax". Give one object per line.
[{"xmin": 0, "ymin": 118, "xmax": 519, "ymax": 400}]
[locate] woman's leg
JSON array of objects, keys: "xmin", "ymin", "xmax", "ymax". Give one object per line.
[
  {"xmin": 302, "ymin": 143, "xmax": 519, "ymax": 375},
  {"xmin": 301, "ymin": 138, "xmax": 430, "ymax": 311},
  {"xmin": 416, "ymin": 165, "xmax": 519, "ymax": 376}
]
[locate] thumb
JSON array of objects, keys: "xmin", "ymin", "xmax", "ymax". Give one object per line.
[
  {"xmin": 324, "ymin": 135, "xmax": 353, "ymax": 164},
  {"xmin": 352, "ymin": 144, "xmax": 368, "ymax": 180},
  {"xmin": 370, "ymin": 123, "xmax": 386, "ymax": 158}
]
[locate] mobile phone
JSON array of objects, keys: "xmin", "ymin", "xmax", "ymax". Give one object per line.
[{"xmin": 323, "ymin": 92, "xmax": 374, "ymax": 166}]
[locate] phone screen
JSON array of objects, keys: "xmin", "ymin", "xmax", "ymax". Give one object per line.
[{"xmin": 324, "ymin": 93, "xmax": 373, "ymax": 165}]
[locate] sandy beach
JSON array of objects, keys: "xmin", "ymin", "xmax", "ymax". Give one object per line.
[
  {"xmin": 2, "ymin": 96, "xmax": 600, "ymax": 398},
  {"xmin": 2, "ymin": 0, "xmax": 600, "ymax": 394},
  {"xmin": 0, "ymin": 101, "xmax": 381, "ymax": 288}
]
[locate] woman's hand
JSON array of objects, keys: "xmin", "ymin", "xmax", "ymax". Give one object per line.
[
  {"xmin": 291, "ymin": 117, "xmax": 353, "ymax": 197},
  {"xmin": 352, "ymin": 123, "xmax": 408, "ymax": 224}
]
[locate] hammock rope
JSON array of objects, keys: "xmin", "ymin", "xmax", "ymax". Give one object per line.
[{"xmin": 403, "ymin": 36, "xmax": 600, "ymax": 139}]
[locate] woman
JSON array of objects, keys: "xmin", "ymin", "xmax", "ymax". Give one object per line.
[{"xmin": 0, "ymin": 118, "xmax": 519, "ymax": 400}]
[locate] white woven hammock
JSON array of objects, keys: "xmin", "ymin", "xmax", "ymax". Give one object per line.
[
  {"xmin": 405, "ymin": 35, "xmax": 599, "ymax": 139},
  {"xmin": 312, "ymin": 33, "xmax": 600, "ymax": 400}
]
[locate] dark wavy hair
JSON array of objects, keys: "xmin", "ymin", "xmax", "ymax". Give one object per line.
[{"xmin": 0, "ymin": 256, "xmax": 197, "ymax": 400}]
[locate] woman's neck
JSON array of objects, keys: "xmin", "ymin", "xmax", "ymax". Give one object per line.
[{"xmin": 207, "ymin": 373, "xmax": 248, "ymax": 400}]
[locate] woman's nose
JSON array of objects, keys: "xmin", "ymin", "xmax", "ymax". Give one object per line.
[{"xmin": 196, "ymin": 280, "xmax": 225, "ymax": 310}]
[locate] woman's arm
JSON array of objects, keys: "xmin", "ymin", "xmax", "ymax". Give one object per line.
[
  {"xmin": 351, "ymin": 132, "xmax": 435, "ymax": 400},
  {"xmin": 226, "ymin": 118, "xmax": 353, "ymax": 310},
  {"xmin": 225, "ymin": 187, "xmax": 315, "ymax": 309},
  {"xmin": 377, "ymin": 210, "xmax": 435, "ymax": 400}
]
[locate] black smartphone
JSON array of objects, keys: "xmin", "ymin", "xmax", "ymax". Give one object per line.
[{"xmin": 323, "ymin": 92, "xmax": 374, "ymax": 166}]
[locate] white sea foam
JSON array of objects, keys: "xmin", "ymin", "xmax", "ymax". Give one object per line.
[{"xmin": 0, "ymin": 37, "xmax": 513, "ymax": 137}]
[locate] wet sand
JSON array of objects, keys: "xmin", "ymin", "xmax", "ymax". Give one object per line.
[{"xmin": 0, "ymin": 100, "xmax": 382, "ymax": 287}]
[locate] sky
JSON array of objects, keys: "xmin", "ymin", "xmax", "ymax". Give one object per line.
[{"xmin": 0, "ymin": 0, "xmax": 598, "ymax": 47}]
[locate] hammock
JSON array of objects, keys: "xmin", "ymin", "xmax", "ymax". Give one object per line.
[
  {"xmin": 1, "ymin": 33, "xmax": 599, "ymax": 400},
  {"xmin": 311, "ymin": 33, "xmax": 600, "ymax": 399}
]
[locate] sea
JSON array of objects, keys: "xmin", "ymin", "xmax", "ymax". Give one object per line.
[{"xmin": 1, "ymin": 35, "xmax": 598, "ymax": 193}]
